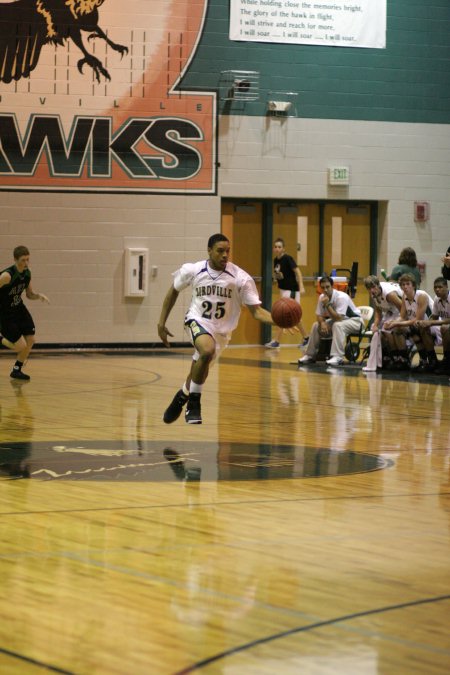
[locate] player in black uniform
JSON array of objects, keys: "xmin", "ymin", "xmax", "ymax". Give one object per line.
[{"xmin": 0, "ymin": 246, "xmax": 49, "ymax": 380}]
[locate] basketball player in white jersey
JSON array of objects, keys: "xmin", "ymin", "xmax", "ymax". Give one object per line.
[
  {"xmin": 383, "ymin": 273, "xmax": 434, "ymax": 371},
  {"xmin": 417, "ymin": 276, "xmax": 450, "ymax": 374},
  {"xmin": 158, "ymin": 233, "xmax": 274, "ymax": 424},
  {"xmin": 362, "ymin": 275, "xmax": 403, "ymax": 371}
]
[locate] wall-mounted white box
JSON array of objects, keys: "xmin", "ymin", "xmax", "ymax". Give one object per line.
[{"xmin": 124, "ymin": 248, "xmax": 148, "ymax": 297}]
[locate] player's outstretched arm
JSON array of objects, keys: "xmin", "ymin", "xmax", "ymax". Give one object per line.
[
  {"xmin": 247, "ymin": 304, "xmax": 274, "ymax": 324},
  {"xmin": 26, "ymin": 284, "xmax": 50, "ymax": 303},
  {"xmin": 158, "ymin": 284, "xmax": 179, "ymax": 347}
]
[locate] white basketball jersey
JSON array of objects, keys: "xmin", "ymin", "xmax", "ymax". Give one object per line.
[
  {"xmin": 432, "ymin": 290, "xmax": 450, "ymax": 319},
  {"xmin": 376, "ymin": 282, "xmax": 402, "ymax": 315},
  {"xmin": 404, "ymin": 289, "xmax": 433, "ymax": 320},
  {"xmin": 173, "ymin": 260, "xmax": 261, "ymax": 335}
]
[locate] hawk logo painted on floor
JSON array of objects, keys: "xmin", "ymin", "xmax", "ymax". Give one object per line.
[{"xmin": 0, "ymin": 440, "xmax": 393, "ymax": 482}]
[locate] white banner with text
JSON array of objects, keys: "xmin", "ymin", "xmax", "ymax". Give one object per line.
[{"xmin": 229, "ymin": 0, "xmax": 386, "ymax": 48}]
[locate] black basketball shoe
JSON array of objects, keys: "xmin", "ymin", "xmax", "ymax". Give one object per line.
[
  {"xmin": 10, "ymin": 368, "xmax": 30, "ymax": 381},
  {"xmin": 185, "ymin": 393, "xmax": 202, "ymax": 424},
  {"xmin": 163, "ymin": 389, "xmax": 188, "ymax": 424}
]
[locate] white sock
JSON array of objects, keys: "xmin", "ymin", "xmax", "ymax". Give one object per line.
[{"xmin": 189, "ymin": 382, "xmax": 203, "ymax": 394}]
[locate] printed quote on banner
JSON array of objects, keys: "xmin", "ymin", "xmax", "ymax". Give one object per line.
[{"xmin": 230, "ymin": 0, "xmax": 386, "ymax": 48}]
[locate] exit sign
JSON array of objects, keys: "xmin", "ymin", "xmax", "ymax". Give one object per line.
[{"xmin": 328, "ymin": 166, "xmax": 350, "ymax": 185}]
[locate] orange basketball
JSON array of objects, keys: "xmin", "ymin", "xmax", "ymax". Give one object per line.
[{"xmin": 271, "ymin": 298, "xmax": 302, "ymax": 328}]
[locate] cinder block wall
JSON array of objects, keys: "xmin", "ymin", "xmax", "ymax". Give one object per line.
[{"xmin": 0, "ymin": 194, "xmax": 220, "ymax": 343}]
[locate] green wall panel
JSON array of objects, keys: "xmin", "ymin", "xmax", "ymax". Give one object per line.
[{"xmin": 181, "ymin": 0, "xmax": 450, "ymax": 123}]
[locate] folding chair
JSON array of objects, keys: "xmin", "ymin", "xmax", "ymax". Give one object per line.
[{"xmin": 344, "ymin": 306, "xmax": 374, "ymax": 362}]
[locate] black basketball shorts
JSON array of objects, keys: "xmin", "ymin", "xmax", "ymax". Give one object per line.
[{"xmin": 0, "ymin": 305, "xmax": 35, "ymax": 343}]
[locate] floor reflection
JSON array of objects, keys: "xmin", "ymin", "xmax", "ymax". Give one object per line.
[{"xmin": 0, "ymin": 380, "xmax": 33, "ymax": 479}]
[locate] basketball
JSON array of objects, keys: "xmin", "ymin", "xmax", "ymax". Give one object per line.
[{"xmin": 271, "ymin": 298, "xmax": 302, "ymax": 328}]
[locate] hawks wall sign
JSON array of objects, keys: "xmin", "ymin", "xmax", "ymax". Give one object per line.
[{"xmin": 0, "ymin": 0, "xmax": 216, "ymax": 193}]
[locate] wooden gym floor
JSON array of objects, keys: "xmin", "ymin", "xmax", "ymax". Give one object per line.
[{"xmin": 0, "ymin": 347, "xmax": 449, "ymax": 674}]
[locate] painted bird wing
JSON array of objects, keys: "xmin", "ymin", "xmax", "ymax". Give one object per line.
[{"xmin": 0, "ymin": 0, "xmax": 47, "ymax": 83}]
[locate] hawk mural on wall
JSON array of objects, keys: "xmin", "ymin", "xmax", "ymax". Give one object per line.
[
  {"xmin": 0, "ymin": 0, "xmax": 128, "ymax": 83},
  {"xmin": 0, "ymin": 0, "xmax": 216, "ymax": 194}
]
